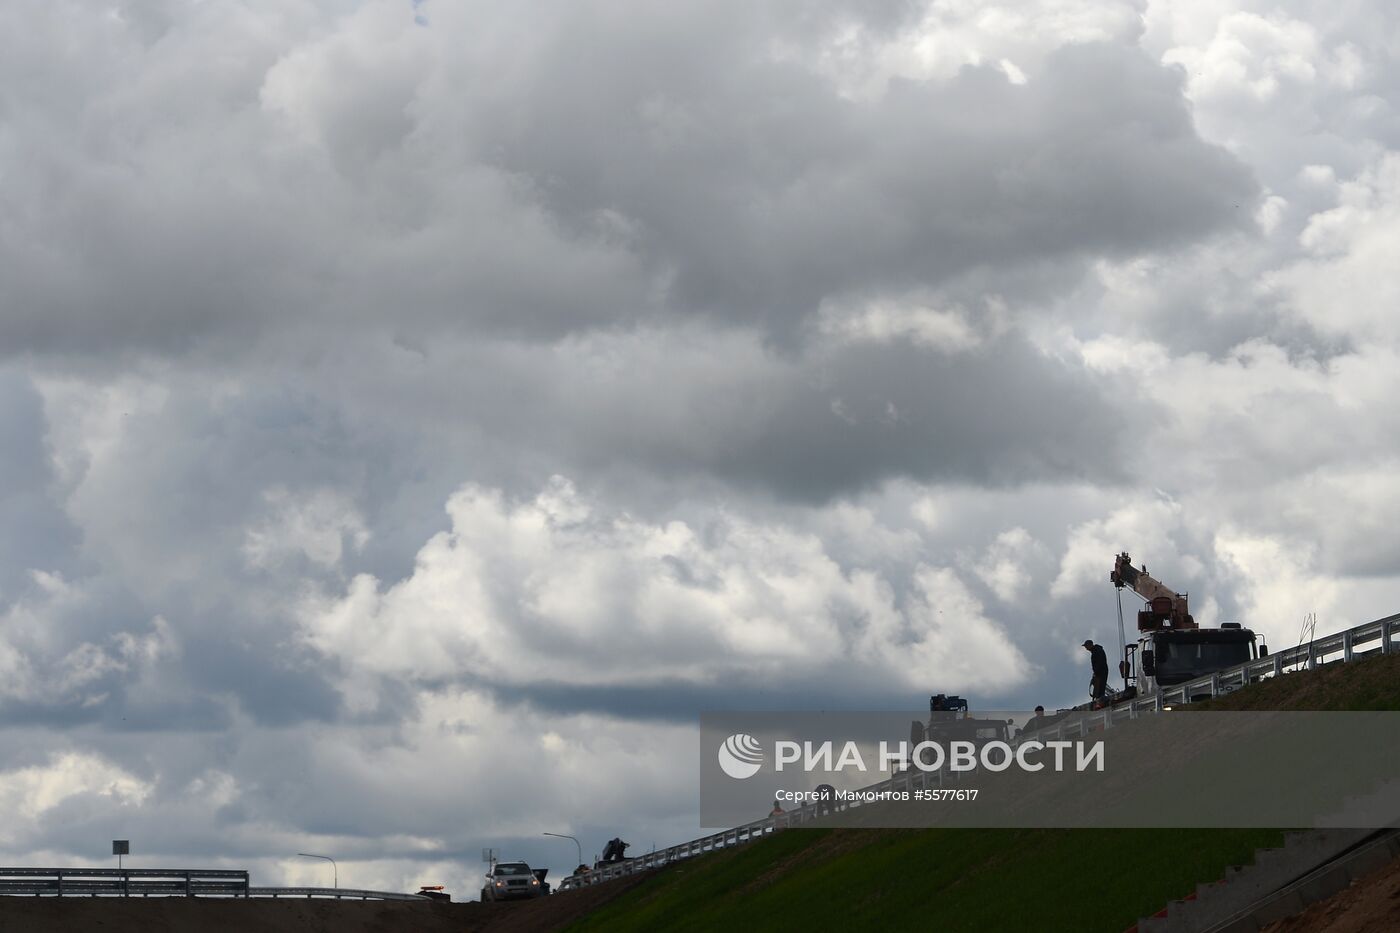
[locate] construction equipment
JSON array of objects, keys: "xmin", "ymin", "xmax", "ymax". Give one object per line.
[
  {"xmin": 907, "ymin": 695, "xmax": 1011, "ymax": 768},
  {"xmin": 1111, "ymin": 552, "xmax": 1267, "ymax": 699},
  {"xmin": 559, "ymin": 838, "xmax": 630, "ymax": 891},
  {"xmin": 600, "ymin": 838, "xmax": 630, "ymax": 864},
  {"xmin": 1111, "ymin": 552, "xmax": 1195, "ymax": 630}
]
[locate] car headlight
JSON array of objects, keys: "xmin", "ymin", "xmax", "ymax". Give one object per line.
[{"xmin": 531, "ymin": 878, "xmax": 539, "ymax": 885}]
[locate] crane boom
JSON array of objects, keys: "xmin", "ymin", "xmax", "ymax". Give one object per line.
[{"xmin": 1110, "ymin": 551, "xmax": 1196, "ymax": 630}]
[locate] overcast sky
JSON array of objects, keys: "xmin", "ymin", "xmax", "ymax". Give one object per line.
[{"xmin": 3, "ymin": 0, "xmax": 1400, "ymax": 893}]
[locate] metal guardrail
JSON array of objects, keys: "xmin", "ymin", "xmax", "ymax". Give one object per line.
[
  {"xmin": 558, "ymin": 819, "xmax": 780, "ymax": 891},
  {"xmin": 0, "ymin": 869, "xmax": 428, "ymax": 901},
  {"xmin": 249, "ymin": 887, "xmax": 430, "ymax": 901},
  {"xmin": 557, "ymin": 610, "xmax": 1400, "ymax": 893},
  {"xmin": 0, "ymin": 867, "xmax": 250, "ymax": 897}
]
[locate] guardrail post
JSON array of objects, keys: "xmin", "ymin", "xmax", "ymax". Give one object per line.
[
  {"xmin": 1272, "ymin": 653, "xmax": 1283, "ymax": 677},
  {"xmin": 1210, "ymin": 673, "xmax": 1219, "ymax": 698},
  {"xmin": 1383, "ymin": 620, "xmax": 1392, "ymax": 655},
  {"xmin": 1343, "ymin": 629, "xmax": 1354, "ymax": 663},
  {"xmin": 1307, "ymin": 643, "xmax": 1315, "ymax": 671}
]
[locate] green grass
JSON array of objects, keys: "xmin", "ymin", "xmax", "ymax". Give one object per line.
[
  {"xmin": 1189, "ymin": 651, "xmax": 1400, "ymax": 711},
  {"xmin": 570, "ymin": 653, "xmax": 1400, "ymax": 933},
  {"xmin": 567, "ymin": 827, "xmax": 1283, "ymax": 933}
]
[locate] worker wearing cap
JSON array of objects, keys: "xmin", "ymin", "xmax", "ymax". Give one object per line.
[
  {"xmin": 1084, "ymin": 640, "xmax": 1109, "ymax": 700},
  {"xmin": 1017, "ymin": 705, "xmax": 1047, "ymax": 740}
]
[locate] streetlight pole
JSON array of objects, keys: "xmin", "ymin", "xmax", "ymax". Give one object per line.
[
  {"xmin": 542, "ymin": 832, "xmax": 583, "ymax": 867},
  {"xmin": 297, "ymin": 853, "xmax": 338, "ymax": 889}
]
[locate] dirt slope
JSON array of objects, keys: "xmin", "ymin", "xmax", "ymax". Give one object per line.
[{"xmin": 1260, "ymin": 852, "xmax": 1400, "ymax": 933}]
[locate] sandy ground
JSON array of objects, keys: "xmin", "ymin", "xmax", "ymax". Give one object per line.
[
  {"xmin": 0, "ymin": 873, "xmax": 651, "ymax": 933},
  {"xmin": 1260, "ymin": 852, "xmax": 1400, "ymax": 933}
]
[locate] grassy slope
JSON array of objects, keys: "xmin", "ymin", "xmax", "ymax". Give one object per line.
[
  {"xmin": 568, "ymin": 827, "xmax": 1282, "ymax": 933},
  {"xmin": 570, "ymin": 653, "xmax": 1400, "ymax": 933},
  {"xmin": 1190, "ymin": 650, "xmax": 1400, "ymax": 711}
]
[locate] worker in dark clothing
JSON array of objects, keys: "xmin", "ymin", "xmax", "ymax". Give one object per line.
[
  {"xmin": 1016, "ymin": 705, "xmax": 1047, "ymax": 740},
  {"xmin": 1084, "ymin": 640, "xmax": 1109, "ymax": 700}
]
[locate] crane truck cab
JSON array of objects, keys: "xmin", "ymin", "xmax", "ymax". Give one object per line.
[
  {"xmin": 1141, "ymin": 622, "xmax": 1261, "ymax": 689},
  {"xmin": 1112, "ymin": 553, "xmax": 1267, "ymax": 701}
]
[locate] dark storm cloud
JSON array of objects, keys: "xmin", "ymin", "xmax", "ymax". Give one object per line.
[
  {"xmin": 0, "ymin": 4, "xmax": 1255, "ymax": 357},
  {"xmin": 271, "ymin": 324, "xmax": 1128, "ymax": 503},
  {"xmin": 473, "ymin": 36, "xmax": 1256, "ymax": 336},
  {"xmin": 693, "ymin": 337, "xmax": 1128, "ymax": 499},
  {"xmin": 471, "ymin": 334, "xmax": 1129, "ymax": 501}
]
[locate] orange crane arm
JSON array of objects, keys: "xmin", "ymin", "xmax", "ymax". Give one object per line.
[{"xmin": 1110, "ymin": 552, "xmax": 1196, "ymax": 630}]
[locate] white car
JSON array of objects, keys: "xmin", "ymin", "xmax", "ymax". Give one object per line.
[{"xmin": 481, "ymin": 861, "xmax": 543, "ymax": 901}]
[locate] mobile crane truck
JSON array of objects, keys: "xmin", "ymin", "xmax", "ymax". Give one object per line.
[{"xmin": 1111, "ymin": 552, "xmax": 1268, "ymax": 702}]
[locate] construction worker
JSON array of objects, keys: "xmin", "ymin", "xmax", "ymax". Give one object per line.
[
  {"xmin": 1016, "ymin": 705, "xmax": 1046, "ymax": 740},
  {"xmin": 1084, "ymin": 640, "xmax": 1108, "ymax": 700}
]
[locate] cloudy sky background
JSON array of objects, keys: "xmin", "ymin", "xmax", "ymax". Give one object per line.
[{"xmin": 4, "ymin": 0, "xmax": 1400, "ymax": 893}]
